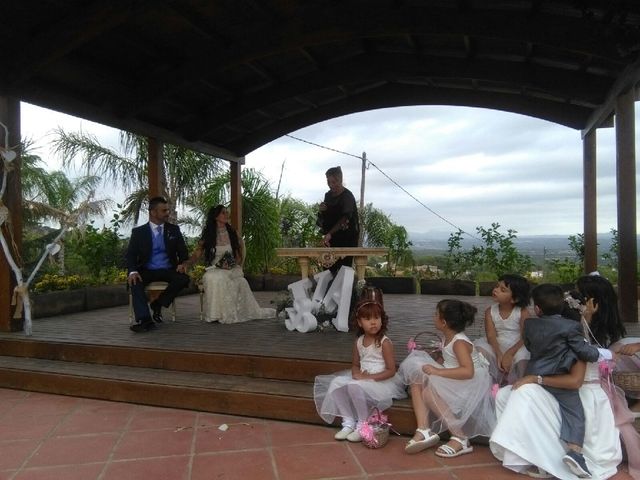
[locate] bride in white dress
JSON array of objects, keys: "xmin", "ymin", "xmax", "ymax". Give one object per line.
[{"xmin": 188, "ymin": 205, "xmax": 275, "ymax": 324}]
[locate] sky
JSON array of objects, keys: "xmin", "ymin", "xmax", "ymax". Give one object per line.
[{"xmin": 19, "ymin": 101, "xmax": 639, "ymax": 237}]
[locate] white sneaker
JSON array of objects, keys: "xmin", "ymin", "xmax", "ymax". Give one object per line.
[
  {"xmin": 334, "ymin": 427, "xmax": 353, "ymax": 440},
  {"xmin": 346, "ymin": 430, "xmax": 362, "ymax": 442}
]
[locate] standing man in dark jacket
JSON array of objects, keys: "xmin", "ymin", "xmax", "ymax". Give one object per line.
[
  {"xmin": 126, "ymin": 196, "xmax": 190, "ymax": 332},
  {"xmin": 317, "ymin": 166, "xmax": 359, "ymax": 275}
]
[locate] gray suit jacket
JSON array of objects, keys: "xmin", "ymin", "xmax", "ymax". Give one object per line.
[{"xmin": 524, "ymin": 314, "xmax": 599, "ymax": 376}]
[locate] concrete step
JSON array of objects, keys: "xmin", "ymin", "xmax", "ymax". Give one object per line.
[
  {"xmin": 0, "ymin": 355, "xmax": 417, "ymax": 434},
  {"xmin": 0, "ymin": 337, "xmax": 350, "ymax": 382}
]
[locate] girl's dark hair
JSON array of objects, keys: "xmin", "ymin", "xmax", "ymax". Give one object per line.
[
  {"xmin": 576, "ymin": 275, "xmax": 626, "ymax": 347},
  {"xmin": 200, "ymin": 204, "xmax": 241, "ymax": 265},
  {"xmin": 499, "ymin": 273, "xmax": 531, "ymax": 308},
  {"xmin": 436, "ymin": 299, "xmax": 477, "ymax": 332},
  {"xmin": 351, "ymin": 299, "xmax": 388, "ymax": 347}
]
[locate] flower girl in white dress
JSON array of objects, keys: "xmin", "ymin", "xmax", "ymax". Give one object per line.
[
  {"xmin": 314, "ymin": 298, "xmax": 406, "ymax": 442},
  {"xmin": 399, "ymin": 299, "xmax": 496, "ymax": 456},
  {"xmin": 473, "ymin": 274, "xmax": 530, "ymax": 384}
]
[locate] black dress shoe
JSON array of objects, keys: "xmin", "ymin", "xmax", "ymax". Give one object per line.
[
  {"xmin": 130, "ymin": 319, "xmax": 155, "ymax": 332},
  {"xmin": 150, "ymin": 301, "xmax": 163, "ymax": 323}
]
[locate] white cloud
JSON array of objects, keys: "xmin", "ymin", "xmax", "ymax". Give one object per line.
[{"xmin": 18, "ymin": 102, "xmax": 639, "ymax": 237}]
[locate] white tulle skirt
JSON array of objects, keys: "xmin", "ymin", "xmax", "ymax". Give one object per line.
[
  {"xmin": 473, "ymin": 337, "xmax": 529, "ymax": 384},
  {"xmin": 398, "ymin": 350, "xmax": 496, "ymax": 437},
  {"xmin": 314, "ymin": 370, "xmax": 407, "ymax": 425}
]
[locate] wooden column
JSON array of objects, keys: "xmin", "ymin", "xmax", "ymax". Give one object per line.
[
  {"xmin": 615, "ymin": 88, "xmax": 638, "ymax": 323},
  {"xmin": 0, "ymin": 97, "xmax": 23, "ymax": 331},
  {"xmin": 583, "ymin": 130, "xmax": 597, "ymax": 274},
  {"xmin": 147, "ymin": 138, "xmax": 163, "ymax": 198},
  {"xmin": 230, "ymin": 159, "xmax": 243, "ymax": 236}
]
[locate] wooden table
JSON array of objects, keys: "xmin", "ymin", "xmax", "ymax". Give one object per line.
[{"xmin": 275, "ymin": 247, "xmax": 388, "ymax": 281}]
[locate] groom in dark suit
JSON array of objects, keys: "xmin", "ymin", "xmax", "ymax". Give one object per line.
[{"xmin": 126, "ymin": 196, "xmax": 190, "ymax": 332}]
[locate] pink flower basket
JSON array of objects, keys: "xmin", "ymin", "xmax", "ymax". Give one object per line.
[
  {"xmin": 407, "ymin": 330, "xmax": 444, "ymax": 361},
  {"xmin": 358, "ymin": 408, "xmax": 391, "ymax": 449}
]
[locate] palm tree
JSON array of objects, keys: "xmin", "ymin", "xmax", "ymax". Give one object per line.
[
  {"xmin": 360, "ymin": 203, "xmax": 394, "ymax": 247},
  {"xmin": 26, "ymin": 172, "xmax": 109, "ymax": 274},
  {"xmin": 50, "ymin": 128, "xmax": 223, "ymax": 224},
  {"xmin": 360, "ymin": 203, "xmax": 413, "ymax": 274},
  {"xmin": 191, "ymin": 168, "xmax": 281, "ymax": 274},
  {"xmin": 278, "ymin": 196, "xmax": 321, "ymax": 247}
]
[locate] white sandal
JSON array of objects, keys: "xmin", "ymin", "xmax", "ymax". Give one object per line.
[
  {"xmin": 435, "ymin": 436, "xmax": 473, "ymax": 458},
  {"xmin": 404, "ymin": 427, "xmax": 440, "ymax": 454}
]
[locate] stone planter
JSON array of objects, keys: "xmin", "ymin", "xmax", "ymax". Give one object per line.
[
  {"xmin": 365, "ymin": 276, "xmax": 416, "ymax": 294},
  {"xmin": 32, "ymin": 283, "xmax": 199, "ymax": 320},
  {"xmin": 32, "ymin": 288, "xmax": 88, "ymax": 319},
  {"xmin": 478, "ymin": 281, "xmax": 495, "ymax": 296},
  {"xmin": 263, "ymin": 274, "xmax": 301, "ymax": 292},
  {"xmin": 85, "ymin": 284, "xmax": 129, "ymax": 310},
  {"xmin": 245, "ymin": 274, "xmax": 265, "ymax": 291},
  {"xmin": 420, "ymin": 279, "xmax": 475, "ymax": 296}
]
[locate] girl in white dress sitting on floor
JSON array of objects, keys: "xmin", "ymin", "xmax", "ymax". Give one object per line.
[
  {"xmin": 314, "ymin": 297, "xmax": 406, "ymax": 442},
  {"xmin": 474, "ymin": 273, "xmax": 531, "ymax": 385},
  {"xmin": 399, "ymin": 299, "xmax": 496, "ymax": 457}
]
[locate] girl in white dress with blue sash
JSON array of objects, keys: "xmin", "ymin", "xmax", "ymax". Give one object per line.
[
  {"xmin": 399, "ymin": 299, "xmax": 496, "ymax": 457},
  {"xmin": 314, "ymin": 298, "xmax": 406, "ymax": 442}
]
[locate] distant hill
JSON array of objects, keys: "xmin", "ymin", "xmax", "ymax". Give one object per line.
[{"xmin": 408, "ymin": 232, "xmax": 631, "ymax": 261}]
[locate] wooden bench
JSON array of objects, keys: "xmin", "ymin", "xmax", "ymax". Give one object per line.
[{"xmin": 275, "ymin": 247, "xmax": 388, "ymax": 281}]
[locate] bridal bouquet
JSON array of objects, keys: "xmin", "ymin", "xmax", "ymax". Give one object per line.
[{"xmin": 215, "ymin": 251, "xmax": 237, "ymax": 270}]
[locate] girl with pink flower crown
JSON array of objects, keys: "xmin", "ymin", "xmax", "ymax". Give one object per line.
[
  {"xmin": 399, "ymin": 299, "xmax": 496, "ymax": 457},
  {"xmin": 313, "ymin": 297, "xmax": 406, "ymax": 442},
  {"xmin": 473, "ymin": 274, "xmax": 531, "ymax": 385}
]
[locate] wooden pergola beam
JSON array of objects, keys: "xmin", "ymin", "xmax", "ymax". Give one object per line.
[
  {"xmin": 0, "ymin": 97, "xmax": 22, "ymax": 332},
  {"xmin": 582, "ymin": 57, "xmax": 640, "ymax": 138}
]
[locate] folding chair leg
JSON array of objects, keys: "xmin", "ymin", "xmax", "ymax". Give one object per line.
[
  {"xmin": 170, "ymin": 299, "xmax": 176, "ymax": 322},
  {"xmin": 128, "ymin": 292, "xmax": 134, "ymax": 324},
  {"xmin": 199, "ymin": 288, "xmax": 204, "ymax": 322}
]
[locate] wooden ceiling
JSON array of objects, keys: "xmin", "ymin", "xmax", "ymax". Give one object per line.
[{"xmin": 2, "ymin": 0, "xmax": 640, "ymax": 161}]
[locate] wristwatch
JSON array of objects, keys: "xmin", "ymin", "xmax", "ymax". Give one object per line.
[{"xmin": 537, "ymin": 375, "xmax": 543, "ymax": 385}]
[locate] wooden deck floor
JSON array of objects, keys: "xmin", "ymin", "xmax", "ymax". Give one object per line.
[{"xmin": 3, "ymin": 292, "xmax": 639, "ymax": 364}]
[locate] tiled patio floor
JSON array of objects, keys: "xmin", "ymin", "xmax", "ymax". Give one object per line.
[{"xmin": 0, "ymin": 388, "xmax": 634, "ymax": 480}]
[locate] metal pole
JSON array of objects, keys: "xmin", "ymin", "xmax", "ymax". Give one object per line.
[{"xmin": 359, "ymin": 152, "xmax": 366, "ymax": 246}]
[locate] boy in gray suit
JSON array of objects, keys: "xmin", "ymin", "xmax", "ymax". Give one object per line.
[{"xmin": 523, "ymin": 284, "xmax": 612, "ymax": 478}]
